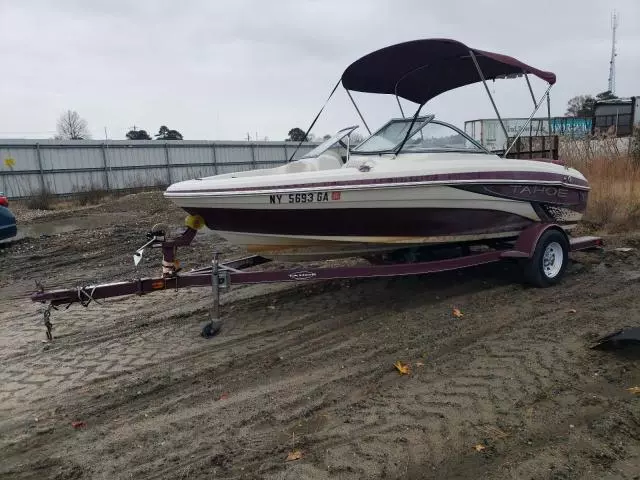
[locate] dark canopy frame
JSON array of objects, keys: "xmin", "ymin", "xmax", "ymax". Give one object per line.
[
  {"xmin": 288, "ymin": 39, "xmax": 557, "ymax": 161},
  {"xmin": 341, "ymin": 38, "xmax": 555, "ymax": 105}
]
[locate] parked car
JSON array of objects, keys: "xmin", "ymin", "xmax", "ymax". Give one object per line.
[{"xmin": 0, "ymin": 192, "xmax": 17, "ymax": 241}]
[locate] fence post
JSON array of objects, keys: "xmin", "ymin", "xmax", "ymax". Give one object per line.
[
  {"xmin": 250, "ymin": 143, "xmax": 257, "ymax": 169},
  {"xmin": 35, "ymin": 143, "xmax": 46, "ymax": 192},
  {"xmin": 101, "ymin": 142, "xmax": 111, "ymax": 191},
  {"xmin": 212, "ymin": 143, "xmax": 218, "ymax": 175},
  {"xmin": 164, "ymin": 142, "xmax": 172, "ymax": 185},
  {"xmin": 283, "ymin": 144, "xmax": 288, "ymax": 164}
]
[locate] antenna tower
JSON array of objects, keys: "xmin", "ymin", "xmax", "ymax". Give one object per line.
[{"xmin": 608, "ymin": 11, "xmax": 618, "ymax": 95}]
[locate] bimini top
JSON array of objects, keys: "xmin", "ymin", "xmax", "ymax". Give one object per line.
[{"xmin": 341, "ymin": 38, "xmax": 556, "ymax": 105}]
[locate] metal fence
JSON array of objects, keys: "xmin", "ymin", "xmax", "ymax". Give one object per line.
[{"xmin": 0, "ymin": 140, "xmax": 319, "ymax": 198}]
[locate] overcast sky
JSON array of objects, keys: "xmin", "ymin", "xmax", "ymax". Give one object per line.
[{"xmin": 1, "ymin": 0, "xmax": 638, "ymax": 141}]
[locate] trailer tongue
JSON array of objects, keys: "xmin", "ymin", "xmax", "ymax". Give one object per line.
[{"xmin": 31, "ymin": 216, "xmax": 602, "ymax": 341}]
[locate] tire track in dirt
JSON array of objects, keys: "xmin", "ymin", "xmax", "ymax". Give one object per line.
[
  {"xmin": 2, "ymin": 228, "xmax": 640, "ymax": 479},
  {"xmin": 0, "ymin": 270, "xmax": 524, "ymax": 476}
]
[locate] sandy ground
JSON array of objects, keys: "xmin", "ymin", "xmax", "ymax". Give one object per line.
[{"xmin": 1, "ymin": 191, "xmax": 639, "ymax": 480}]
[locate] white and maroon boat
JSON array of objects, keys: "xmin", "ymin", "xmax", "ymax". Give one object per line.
[{"xmin": 165, "ymin": 39, "xmax": 589, "ymax": 260}]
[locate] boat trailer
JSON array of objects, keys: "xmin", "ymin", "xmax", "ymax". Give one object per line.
[{"xmin": 31, "ymin": 218, "xmax": 603, "ymax": 340}]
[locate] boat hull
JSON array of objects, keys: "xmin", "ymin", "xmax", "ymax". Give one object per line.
[
  {"xmin": 165, "ymin": 153, "xmax": 590, "ymax": 260},
  {"xmin": 169, "ymin": 182, "xmax": 587, "ymax": 260}
]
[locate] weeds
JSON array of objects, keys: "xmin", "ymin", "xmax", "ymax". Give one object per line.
[
  {"xmin": 73, "ymin": 184, "xmax": 109, "ymax": 206},
  {"xmin": 631, "ymin": 126, "xmax": 640, "ymax": 163},
  {"xmin": 25, "ymin": 187, "xmax": 54, "ymax": 210},
  {"xmin": 564, "ymin": 151, "xmax": 640, "ymax": 232}
]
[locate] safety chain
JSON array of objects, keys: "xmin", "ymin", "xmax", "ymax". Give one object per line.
[{"xmin": 43, "ymin": 304, "xmax": 54, "ymax": 341}]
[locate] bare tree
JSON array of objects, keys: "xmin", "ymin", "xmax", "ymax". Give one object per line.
[{"xmin": 56, "ymin": 110, "xmax": 90, "ymax": 139}]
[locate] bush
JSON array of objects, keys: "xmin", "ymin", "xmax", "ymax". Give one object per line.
[
  {"xmin": 74, "ymin": 186, "xmax": 108, "ymax": 206},
  {"xmin": 25, "ymin": 187, "xmax": 54, "ymax": 210},
  {"xmin": 631, "ymin": 126, "xmax": 640, "ymax": 163}
]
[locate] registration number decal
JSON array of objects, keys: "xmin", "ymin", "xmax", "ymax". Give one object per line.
[{"xmin": 269, "ymin": 192, "xmax": 340, "ymax": 204}]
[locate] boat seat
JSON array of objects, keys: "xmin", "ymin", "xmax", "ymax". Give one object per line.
[
  {"xmin": 217, "ymin": 151, "xmax": 344, "ymax": 180},
  {"xmin": 283, "ymin": 151, "xmax": 343, "ymax": 173}
]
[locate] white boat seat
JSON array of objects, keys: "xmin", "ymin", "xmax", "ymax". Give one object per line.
[
  {"xmin": 283, "ymin": 151, "xmax": 343, "ymax": 173},
  {"xmin": 207, "ymin": 150, "xmax": 344, "ymax": 181}
]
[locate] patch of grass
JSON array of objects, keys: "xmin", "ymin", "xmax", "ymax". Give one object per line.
[
  {"xmin": 25, "ymin": 187, "xmax": 54, "ymax": 210},
  {"xmin": 631, "ymin": 126, "xmax": 640, "ymax": 161},
  {"xmin": 565, "ymin": 153, "xmax": 640, "ymax": 232},
  {"xmin": 73, "ymin": 186, "xmax": 109, "ymax": 206}
]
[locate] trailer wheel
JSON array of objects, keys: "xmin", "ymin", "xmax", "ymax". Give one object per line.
[{"xmin": 523, "ymin": 229, "xmax": 569, "ymax": 287}]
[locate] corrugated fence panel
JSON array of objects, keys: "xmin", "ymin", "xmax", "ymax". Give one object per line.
[
  {"xmin": 0, "ymin": 140, "xmax": 320, "ymax": 197},
  {"xmin": 0, "ymin": 146, "xmax": 40, "ymax": 171},
  {"xmin": 216, "ymin": 145, "xmax": 253, "ymax": 164},
  {"xmin": 255, "ymin": 144, "xmax": 287, "ymax": 163},
  {"xmin": 109, "ymin": 167, "xmax": 170, "ymax": 189},
  {"xmin": 46, "ymin": 170, "xmax": 106, "ymax": 194},
  {"xmin": 170, "ymin": 165, "xmax": 218, "ymax": 182},
  {"xmin": 107, "ymin": 145, "xmax": 166, "ymax": 168},
  {"xmin": 168, "ymin": 146, "xmax": 214, "ymax": 166},
  {"xmin": 41, "ymin": 146, "xmax": 104, "ymax": 170},
  {"xmin": 2, "ymin": 174, "xmax": 41, "ymax": 197}
]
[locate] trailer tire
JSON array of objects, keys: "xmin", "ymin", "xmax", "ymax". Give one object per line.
[{"xmin": 522, "ymin": 229, "xmax": 569, "ymax": 287}]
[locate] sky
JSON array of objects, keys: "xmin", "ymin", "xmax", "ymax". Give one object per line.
[{"xmin": 0, "ymin": 0, "xmax": 638, "ymax": 141}]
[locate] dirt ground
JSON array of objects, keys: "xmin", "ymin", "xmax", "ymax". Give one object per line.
[{"xmin": 1, "ymin": 191, "xmax": 639, "ymax": 480}]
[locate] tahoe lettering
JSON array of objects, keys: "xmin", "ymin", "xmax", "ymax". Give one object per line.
[{"xmin": 509, "ymin": 185, "xmax": 569, "ymax": 198}]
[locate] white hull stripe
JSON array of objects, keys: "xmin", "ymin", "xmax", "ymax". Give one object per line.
[{"xmin": 165, "ymin": 171, "xmax": 589, "ymax": 196}]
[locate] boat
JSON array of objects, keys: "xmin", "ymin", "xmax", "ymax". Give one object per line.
[{"xmin": 165, "ymin": 39, "xmax": 589, "ymax": 261}]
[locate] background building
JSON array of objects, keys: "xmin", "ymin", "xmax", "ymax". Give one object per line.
[{"xmin": 592, "ymin": 97, "xmax": 639, "ymax": 136}]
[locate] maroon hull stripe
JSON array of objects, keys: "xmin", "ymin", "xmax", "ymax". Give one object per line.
[
  {"xmin": 186, "ymin": 207, "xmax": 536, "ymax": 237},
  {"xmin": 169, "ymin": 171, "xmax": 590, "ymax": 195}
]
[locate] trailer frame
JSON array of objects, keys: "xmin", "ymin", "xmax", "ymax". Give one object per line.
[{"xmin": 31, "ymin": 223, "xmax": 603, "ymax": 340}]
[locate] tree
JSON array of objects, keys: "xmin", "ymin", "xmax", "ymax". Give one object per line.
[
  {"xmin": 287, "ymin": 127, "xmax": 307, "ymax": 142},
  {"xmin": 155, "ymin": 125, "xmax": 183, "ymax": 140},
  {"xmin": 596, "ymin": 90, "xmax": 617, "ymax": 101},
  {"xmin": 126, "ymin": 128, "xmax": 152, "ymax": 140},
  {"xmin": 565, "ymin": 91, "xmax": 619, "ymax": 118},
  {"xmin": 565, "ymin": 95, "xmax": 595, "ymax": 117},
  {"xmin": 56, "ymin": 110, "xmax": 90, "ymax": 139}
]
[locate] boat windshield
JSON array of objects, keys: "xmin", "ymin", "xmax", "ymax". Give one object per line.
[
  {"xmin": 352, "ymin": 118, "xmax": 486, "ymax": 154},
  {"xmin": 300, "ymin": 125, "xmax": 358, "ymax": 159},
  {"xmin": 351, "ymin": 117, "xmax": 432, "ymax": 153}
]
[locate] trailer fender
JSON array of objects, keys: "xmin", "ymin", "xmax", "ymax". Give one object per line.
[{"xmin": 500, "ymin": 223, "xmax": 567, "ymax": 259}]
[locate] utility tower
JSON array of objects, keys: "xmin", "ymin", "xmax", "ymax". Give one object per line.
[{"xmin": 608, "ymin": 11, "xmax": 618, "ymax": 95}]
